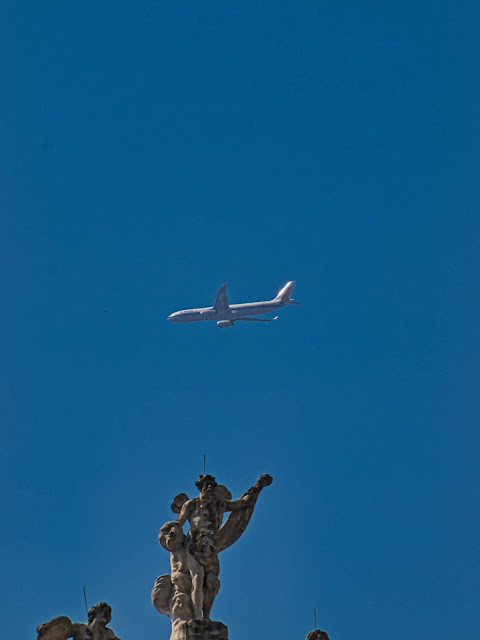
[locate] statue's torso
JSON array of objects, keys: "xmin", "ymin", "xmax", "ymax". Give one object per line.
[
  {"xmin": 188, "ymin": 499, "xmax": 225, "ymax": 533},
  {"xmin": 72, "ymin": 622, "xmax": 119, "ymax": 640}
]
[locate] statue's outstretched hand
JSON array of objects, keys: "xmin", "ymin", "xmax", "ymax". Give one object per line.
[{"xmin": 257, "ymin": 473, "xmax": 273, "ymax": 489}]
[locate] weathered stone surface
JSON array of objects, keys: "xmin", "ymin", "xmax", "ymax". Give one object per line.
[
  {"xmin": 306, "ymin": 630, "xmax": 330, "ymax": 640},
  {"xmin": 173, "ymin": 619, "xmax": 228, "ymax": 640},
  {"xmin": 36, "ymin": 602, "xmax": 120, "ymax": 640},
  {"xmin": 153, "ymin": 472, "xmax": 272, "ymax": 635},
  {"xmin": 37, "ymin": 616, "xmax": 73, "ymax": 640}
]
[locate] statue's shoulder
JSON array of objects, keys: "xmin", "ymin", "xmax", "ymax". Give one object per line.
[{"xmin": 71, "ymin": 622, "xmax": 89, "ymax": 640}]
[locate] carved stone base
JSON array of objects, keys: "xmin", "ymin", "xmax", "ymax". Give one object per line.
[{"xmin": 172, "ymin": 619, "xmax": 228, "ymax": 640}]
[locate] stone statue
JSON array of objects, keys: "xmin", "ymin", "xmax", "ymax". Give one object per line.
[
  {"xmin": 153, "ymin": 472, "xmax": 272, "ymax": 639},
  {"xmin": 36, "ymin": 602, "xmax": 120, "ymax": 640},
  {"xmin": 152, "ymin": 521, "xmax": 195, "ymax": 636}
]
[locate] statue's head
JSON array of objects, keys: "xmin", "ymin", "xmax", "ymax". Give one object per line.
[
  {"xmin": 195, "ymin": 474, "xmax": 217, "ymax": 503},
  {"xmin": 87, "ymin": 602, "xmax": 112, "ymax": 625},
  {"xmin": 159, "ymin": 521, "xmax": 185, "ymax": 551}
]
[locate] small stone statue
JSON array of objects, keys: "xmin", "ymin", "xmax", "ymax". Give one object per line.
[
  {"xmin": 306, "ymin": 629, "xmax": 330, "ymax": 640},
  {"xmin": 153, "ymin": 472, "xmax": 273, "ymax": 640},
  {"xmin": 36, "ymin": 602, "xmax": 120, "ymax": 640}
]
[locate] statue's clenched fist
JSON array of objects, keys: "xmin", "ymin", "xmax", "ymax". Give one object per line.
[{"xmin": 257, "ymin": 473, "xmax": 273, "ymax": 489}]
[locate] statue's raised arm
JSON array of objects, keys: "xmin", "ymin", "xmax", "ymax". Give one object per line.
[
  {"xmin": 223, "ymin": 473, "xmax": 273, "ymax": 512},
  {"xmin": 217, "ymin": 473, "xmax": 273, "ymax": 552}
]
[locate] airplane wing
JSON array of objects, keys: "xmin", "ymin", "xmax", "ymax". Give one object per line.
[
  {"xmin": 213, "ymin": 283, "xmax": 230, "ymax": 311},
  {"xmin": 235, "ymin": 316, "xmax": 278, "ymax": 322}
]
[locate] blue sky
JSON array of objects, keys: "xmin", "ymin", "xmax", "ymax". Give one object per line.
[{"xmin": 1, "ymin": 2, "xmax": 478, "ymax": 639}]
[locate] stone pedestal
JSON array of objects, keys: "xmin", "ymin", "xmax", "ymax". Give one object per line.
[{"xmin": 172, "ymin": 619, "xmax": 228, "ymax": 640}]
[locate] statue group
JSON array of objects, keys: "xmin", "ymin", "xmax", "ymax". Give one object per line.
[
  {"xmin": 36, "ymin": 470, "xmax": 330, "ymax": 640},
  {"xmin": 152, "ymin": 473, "xmax": 273, "ymax": 640}
]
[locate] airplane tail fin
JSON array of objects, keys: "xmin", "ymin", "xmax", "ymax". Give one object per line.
[{"xmin": 274, "ymin": 281, "xmax": 301, "ymax": 304}]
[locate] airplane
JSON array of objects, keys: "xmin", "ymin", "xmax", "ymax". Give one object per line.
[{"xmin": 167, "ymin": 281, "xmax": 301, "ymax": 328}]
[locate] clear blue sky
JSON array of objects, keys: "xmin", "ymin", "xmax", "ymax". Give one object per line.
[{"xmin": 1, "ymin": 2, "xmax": 478, "ymax": 639}]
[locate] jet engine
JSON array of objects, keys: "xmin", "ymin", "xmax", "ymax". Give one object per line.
[{"xmin": 217, "ymin": 320, "xmax": 234, "ymax": 328}]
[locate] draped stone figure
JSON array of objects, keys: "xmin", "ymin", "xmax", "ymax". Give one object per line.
[{"xmin": 152, "ymin": 473, "xmax": 273, "ymax": 640}]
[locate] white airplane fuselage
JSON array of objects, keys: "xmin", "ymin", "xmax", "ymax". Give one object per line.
[
  {"xmin": 168, "ymin": 301, "xmax": 283, "ymax": 323},
  {"xmin": 167, "ymin": 281, "xmax": 300, "ymax": 327}
]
